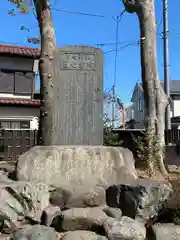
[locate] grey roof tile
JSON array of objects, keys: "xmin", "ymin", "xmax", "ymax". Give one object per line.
[
  {"xmin": 141, "ymin": 81, "xmax": 180, "ymax": 93},
  {"xmin": 160, "ymin": 80, "xmax": 180, "ymax": 93}
]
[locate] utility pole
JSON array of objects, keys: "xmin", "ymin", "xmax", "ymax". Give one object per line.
[
  {"xmin": 163, "ymin": 0, "xmax": 171, "ymax": 131},
  {"xmin": 112, "ymin": 16, "xmax": 120, "ymax": 128},
  {"xmin": 112, "ymin": 84, "xmax": 115, "ymax": 128}
]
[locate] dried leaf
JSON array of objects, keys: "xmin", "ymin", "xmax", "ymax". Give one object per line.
[
  {"xmin": 27, "ymin": 37, "xmax": 40, "ymax": 44},
  {"xmin": 8, "ymin": 9, "xmax": 16, "ymax": 16}
]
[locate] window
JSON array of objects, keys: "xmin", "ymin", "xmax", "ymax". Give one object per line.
[
  {"xmin": 131, "ymin": 109, "xmax": 134, "ymax": 119},
  {"xmin": 0, "ymin": 70, "xmax": 34, "ymax": 94},
  {"xmin": 15, "ymin": 72, "xmax": 33, "ymax": 94},
  {"xmin": 138, "ymin": 99, "xmax": 142, "ymax": 111},
  {"xmin": 173, "ymin": 95, "xmax": 180, "ymax": 101},
  {"xmin": 170, "ymin": 100, "xmax": 173, "ymax": 111},
  {"xmin": 0, "ymin": 120, "xmax": 30, "ymax": 130},
  {"xmin": 0, "ymin": 70, "xmax": 14, "ymax": 93},
  {"xmin": 20, "ymin": 121, "xmax": 30, "ymax": 129}
]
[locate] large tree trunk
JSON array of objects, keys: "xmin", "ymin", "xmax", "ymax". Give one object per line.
[
  {"xmin": 123, "ymin": 0, "xmax": 168, "ymax": 177},
  {"xmin": 138, "ymin": 1, "xmax": 156, "ymax": 132},
  {"xmin": 155, "ymin": 80, "xmax": 169, "ymax": 177},
  {"xmin": 33, "ymin": 0, "xmax": 56, "ymax": 145}
]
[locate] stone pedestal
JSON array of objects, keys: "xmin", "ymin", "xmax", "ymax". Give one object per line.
[{"xmin": 17, "ymin": 146, "xmax": 137, "ymax": 190}]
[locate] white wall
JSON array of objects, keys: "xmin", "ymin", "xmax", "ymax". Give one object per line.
[
  {"xmin": 132, "ymin": 85, "xmax": 145, "ymax": 129},
  {"xmin": 133, "ymin": 105, "xmax": 145, "ymax": 129},
  {"xmin": 0, "ymin": 106, "xmax": 40, "ymax": 130},
  {"xmin": 30, "ymin": 117, "xmax": 39, "ymax": 130},
  {"xmin": 132, "ymin": 89, "xmax": 180, "ymax": 129},
  {"xmin": 173, "ymin": 100, "xmax": 180, "ymax": 117},
  {"xmin": 125, "ymin": 104, "xmax": 134, "ymax": 121},
  {"xmin": 0, "ymin": 93, "xmax": 31, "ymax": 99}
]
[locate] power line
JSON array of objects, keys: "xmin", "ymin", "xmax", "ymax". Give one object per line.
[
  {"xmin": 95, "ymin": 29, "xmax": 166, "ymax": 47},
  {"xmin": 0, "ymin": 40, "xmax": 36, "ymax": 47},
  {"xmin": 112, "ymin": 16, "xmax": 119, "ymax": 127},
  {"xmin": 0, "ymin": 39, "xmax": 139, "ymax": 51},
  {"xmin": 113, "ymin": 16, "xmax": 121, "ymax": 87},
  {"xmin": 157, "ymin": 14, "xmax": 163, "ymax": 34},
  {"xmin": 104, "ymin": 41, "xmax": 140, "ymax": 54},
  {"xmin": 51, "ymin": 7, "xmax": 106, "ymax": 18},
  {"xmin": 96, "ymin": 39, "xmax": 138, "ymax": 47},
  {"xmin": 104, "ymin": 60, "xmax": 109, "ymax": 84},
  {"xmin": 111, "ymin": 10, "xmax": 125, "ymax": 127},
  {"xmin": 51, "ymin": 0, "xmax": 58, "ymax": 9},
  {"xmin": 2, "ymin": 4, "xmax": 107, "ymax": 18},
  {"xmin": 103, "ymin": 27, "xmax": 171, "ymax": 54}
]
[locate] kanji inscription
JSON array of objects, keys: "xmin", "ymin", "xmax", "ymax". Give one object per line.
[{"xmin": 60, "ymin": 53, "xmax": 96, "ymax": 71}]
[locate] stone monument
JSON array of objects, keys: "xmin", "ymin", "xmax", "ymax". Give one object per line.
[
  {"xmin": 52, "ymin": 46, "xmax": 104, "ymax": 145},
  {"xmin": 17, "ymin": 48, "xmax": 138, "ymax": 194}
]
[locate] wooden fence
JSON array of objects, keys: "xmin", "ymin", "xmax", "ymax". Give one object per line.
[
  {"xmin": 0, "ymin": 130, "xmax": 37, "ymax": 164},
  {"xmin": 165, "ymin": 129, "xmax": 180, "ymax": 144},
  {"xmin": 112, "ymin": 128, "xmax": 180, "ymax": 157},
  {"xmin": 113, "ymin": 129, "xmax": 180, "ymax": 144}
]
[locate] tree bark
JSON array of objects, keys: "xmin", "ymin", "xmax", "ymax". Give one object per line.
[
  {"xmin": 123, "ymin": 0, "xmax": 169, "ymax": 177},
  {"xmin": 155, "ymin": 80, "xmax": 169, "ymax": 177},
  {"xmin": 33, "ymin": 0, "xmax": 56, "ymax": 145}
]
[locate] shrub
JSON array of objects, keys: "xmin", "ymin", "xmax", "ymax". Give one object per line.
[
  {"xmin": 103, "ymin": 126, "xmax": 123, "ymax": 146},
  {"xmin": 103, "ymin": 114, "xmax": 123, "ymax": 146},
  {"xmin": 133, "ymin": 128, "xmax": 165, "ymax": 176}
]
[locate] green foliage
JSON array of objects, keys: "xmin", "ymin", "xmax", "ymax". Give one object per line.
[
  {"xmin": 103, "ymin": 114, "xmax": 123, "ymax": 146},
  {"xmin": 20, "ymin": 25, "xmax": 29, "ymax": 31},
  {"xmin": 8, "ymin": 0, "xmax": 39, "ymax": 44},
  {"xmin": 122, "ymin": 0, "xmax": 137, "ymax": 13},
  {"xmin": 19, "ymin": 4, "xmax": 29, "ymax": 13},
  {"xmin": 133, "ymin": 129, "xmax": 165, "ymax": 176},
  {"xmin": 8, "ymin": 0, "xmax": 30, "ymax": 14}
]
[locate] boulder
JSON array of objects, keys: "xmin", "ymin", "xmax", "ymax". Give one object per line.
[
  {"xmin": 13, "ymin": 225, "xmax": 58, "ymax": 240},
  {"xmin": 0, "ymin": 235, "xmax": 11, "ymax": 240},
  {"xmin": 104, "ymin": 216, "xmax": 146, "ymax": 240},
  {"xmin": 0, "ymin": 171, "xmax": 13, "ymax": 183},
  {"xmin": 154, "ymin": 178, "xmax": 180, "ymax": 225},
  {"xmin": 11, "ymin": 181, "xmax": 50, "ymax": 222},
  {"xmin": 17, "ymin": 146, "xmax": 137, "ymax": 190},
  {"xmin": 41, "ymin": 205, "xmax": 62, "ymax": 227},
  {"xmin": 102, "ymin": 207, "xmax": 122, "ymax": 219},
  {"xmin": 61, "ymin": 231, "xmax": 108, "ymax": 240},
  {"xmin": 50, "ymin": 188, "xmax": 71, "ymax": 210},
  {"xmin": 61, "ymin": 207, "xmax": 108, "ymax": 232},
  {"xmin": 0, "ymin": 181, "xmax": 49, "ymax": 232},
  {"xmin": 56, "ymin": 232, "xmax": 67, "ymax": 239},
  {"xmin": 151, "ymin": 223, "xmax": 180, "ymax": 240},
  {"xmin": 65, "ymin": 186, "xmax": 106, "ymax": 209},
  {"xmin": 106, "ymin": 179, "xmax": 172, "ymax": 220},
  {"xmin": 50, "ymin": 186, "xmax": 106, "ymax": 210}
]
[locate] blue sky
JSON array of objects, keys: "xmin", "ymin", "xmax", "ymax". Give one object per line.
[{"xmin": 1, "ymin": 0, "xmax": 180, "ymax": 104}]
